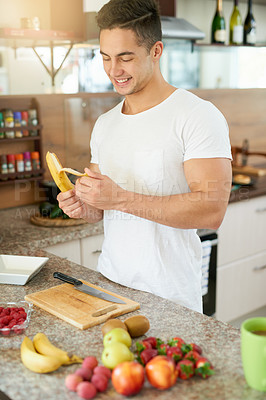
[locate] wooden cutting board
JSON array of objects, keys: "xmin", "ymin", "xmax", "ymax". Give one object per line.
[{"xmin": 25, "ymin": 280, "xmax": 140, "ymax": 330}]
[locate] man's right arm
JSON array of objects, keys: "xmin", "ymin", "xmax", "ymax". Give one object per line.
[{"xmin": 57, "ymin": 163, "xmax": 103, "ymax": 223}]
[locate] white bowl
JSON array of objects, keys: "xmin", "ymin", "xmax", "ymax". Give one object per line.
[{"xmin": 0, "ymin": 254, "xmax": 49, "ymax": 285}]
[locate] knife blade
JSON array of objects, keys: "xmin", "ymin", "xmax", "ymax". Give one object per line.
[{"xmin": 53, "ymin": 272, "xmax": 126, "ymax": 304}]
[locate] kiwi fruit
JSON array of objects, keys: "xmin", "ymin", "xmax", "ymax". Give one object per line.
[
  {"xmin": 101, "ymin": 318, "xmax": 128, "ymax": 337},
  {"xmin": 124, "ymin": 315, "xmax": 150, "ymax": 338}
]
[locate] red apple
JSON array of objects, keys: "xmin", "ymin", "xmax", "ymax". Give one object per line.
[
  {"xmin": 145, "ymin": 355, "xmax": 178, "ymax": 390},
  {"xmin": 112, "ymin": 361, "xmax": 145, "ymax": 396}
]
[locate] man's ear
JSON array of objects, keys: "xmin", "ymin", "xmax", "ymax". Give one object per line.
[{"xmin": 151, "ymin": 41, "xmax": 164, "ymax": 60}]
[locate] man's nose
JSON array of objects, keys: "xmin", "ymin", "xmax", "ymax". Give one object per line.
[{"xmin": 108, "ymin": 60, "xmax": 123, "ymax": 77}]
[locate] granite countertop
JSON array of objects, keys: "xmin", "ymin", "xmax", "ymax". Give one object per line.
[
  {"xmin": 1, "ymin": 247, "xmax": 265, "ymax": 400},
  {"xmin": 0, "ymin": 181, "xmax": 266, "ymax": 399}
]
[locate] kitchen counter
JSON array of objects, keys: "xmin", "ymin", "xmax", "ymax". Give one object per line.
[
  {"xmin": 1, "ymin": 247, "xmax": 265, "ymax": 400},
  {"xmin": 1, "ymin": 209, "xmax": 266, "ymax": 399}
]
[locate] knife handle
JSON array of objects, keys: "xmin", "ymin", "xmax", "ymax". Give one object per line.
[{"xmin": 53, "ymin": 272, "xmax": 82, "ymax": 286}]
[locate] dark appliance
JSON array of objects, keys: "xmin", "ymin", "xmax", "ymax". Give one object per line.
[{"xmin": 197, "ymin": 229, "xmax": 218, "ymax": 316}]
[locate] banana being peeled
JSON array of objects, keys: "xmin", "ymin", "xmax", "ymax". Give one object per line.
[
  {"xmin": 33, "ymin": 332, "xmax": 83, "ymax": 365},
  {"xmin": 46, "ymin": 151, "xmax": 87, "ymax": 192},
  {"xmin": 21, "ymin": 336, "xmax": 62, "ymax": 373}
]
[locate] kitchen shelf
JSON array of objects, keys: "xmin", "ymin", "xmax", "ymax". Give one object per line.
[
  {"xmin": 0, "ymin": 169, "xmax": 45, "ymax": 186},
  {"xmin": 0, "ymin": 97, "xmax": 45, "ymax": 189}
]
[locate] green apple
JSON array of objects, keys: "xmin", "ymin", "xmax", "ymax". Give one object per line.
[
  {"xmin": 103, "ymin": 327, "xmax": 132, "ymax": 348},
  {"xmin": 101, "ymin": 342, "xmax": 134, "ymax": 369}
]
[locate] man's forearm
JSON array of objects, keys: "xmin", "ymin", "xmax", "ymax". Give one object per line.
[{"xmin": 118, "ymin": 190, "xmax": 229, "ymax": 230}]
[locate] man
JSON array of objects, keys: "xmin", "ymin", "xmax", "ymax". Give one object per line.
[{"xmin": 58, "ymin": 0, "xmax": 232, "ymax": 313}]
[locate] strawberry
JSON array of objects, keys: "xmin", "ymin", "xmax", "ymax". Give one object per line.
[
  {"xmin": 190, "ymin": 343, "xmax": 202, "ymax": 355},
  {"xmin": 184, "ymin": 351, "xmax": 201, "ymax": 365},
  {"xmin": 157, "ymin": 343, "xmax": 170, "ymax": 355},
  {"xmin": 195, "ymin": 357, "xmax": 214, "ymax": 379},
  {"xmin": 166, "ymin": 346, "xmax": 183, "ymax": 363},
  {"xmin": 176, "ymin": 359, "xmax": 194, "ymax": 380},
  {"xmin": 139, "ymin": 348, "xmax": 158, "ymax": 365},
  {"xmin": 143, "ymin": 337, "xmax": 163, "ymax": 349},
  {"xmin": 135, "ymin": 340, "xmax": 152, "ymax": 354},
  {"xmin": 168, "ymin": 337, "xmax": 185, "ymax": 348}
]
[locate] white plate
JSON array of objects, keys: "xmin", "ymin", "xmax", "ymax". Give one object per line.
[{"xmin": 0, "ymin": 255, "xmax": 49, "ymax": 285}]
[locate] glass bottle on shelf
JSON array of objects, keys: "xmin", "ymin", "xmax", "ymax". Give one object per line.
[
  {"xmin": 13, "ymin": 111, "xmax": 23, "ymax": 138},
  {"xmin": 230, "ymin": 0, "xmax": 243, "ymax": 45},
  {"xmin": 23, "ymin": 152, "xmax": 32, "ymax": 178},
  {"xmin": 244, "ymin": 0, "xmax": 256, "ymax": 45},
  {"xmin": 4, "ymin": 109, "xmax": 15, "ymax": 139},
  {"xmin": 0, "ymin": 155, "xmax": 8, "ymax": 179},
  {"xmin": 0, "ymin": 112, "xmax": 4, "ymax": 139},
  {"xmin": 21, "ymin": 111, "xmax": 29, "ymax": 137},
  {"xmin": 28, "ymin": 109, "xmax": 38, "ymax": 136},
  {"xmin": 211, "ymin": 0, "xmax": 226, "ymax": 44}
]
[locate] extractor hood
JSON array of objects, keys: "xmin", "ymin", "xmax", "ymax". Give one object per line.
[
  {"xmin": 161, "ymin": 16, "xmax": 205, "ymax": 41},
  {"xmin": 84, "ymin": 13, "xmax": 205, "ymax": 43}
]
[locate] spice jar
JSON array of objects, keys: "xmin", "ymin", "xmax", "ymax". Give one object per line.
[
  {"xmin": 28, "ymin": 109, "xmax": 38, "ymax": 136},
  {"xmin": 4, "ymin": 109, "xmax": 15, "ymax": 139},
  {"xmin": 13, "ymin": 111, "xmax": 23, "ymax": 138},
  {"xmin": 0, "ymin": 154, "xmax": 8, "ymax": 179},
  {"xmin": 31, "ymin": 151, "xmax": 40, "ymax": 171},
  {"xmin": 15, "ymin": 153, "xmax": 25, "ymax": 177},
  {"xmin": 23, "ymin": 151, "xmax": 32, "ymax": 177},
  {"xmin": 21, "ymin": 111, "xmax": 29, "ymax": 137},
  {"xmin": 7, "ymin": 154, "xmax": 16, "ymax": 174},
  {"xmin": 0, "ymin": 112, "xmax": 4, "ymax": 139}
]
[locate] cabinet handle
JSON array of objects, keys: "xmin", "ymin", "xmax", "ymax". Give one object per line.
[
  {"xmin": 255, "ymin": 207, "xmax": 266, "ymax": 213},
  {"xmin": 92, "ymin": 250, "xmax": 102, "ymax": 254},
  {"xmin": 253, "ymin": 265, "xmax": 266, "ymax": 271}
]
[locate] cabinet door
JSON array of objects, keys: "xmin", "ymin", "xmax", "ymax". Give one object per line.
[
  {"xmin": 45, "ymin": 239, "xmax": 81, "ymax": 264},
  {"xmin": 80, "ymin": 234, "xmax": 104, "ymax": 271},
  {"xmin": 158, "ymin": 0, "xmax": 176, "ymax": 16},
  {"xmin": 218, "ymin": 196, "xmax": 266, "ymax": 266},
  {"xmin": 216, "ymin": 250, "xmax": 266, "ymax": 322}
]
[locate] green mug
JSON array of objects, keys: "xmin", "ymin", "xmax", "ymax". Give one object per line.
[{"xmin": 241, "ymin": 317, "xmax": 266, "ymax": 392}]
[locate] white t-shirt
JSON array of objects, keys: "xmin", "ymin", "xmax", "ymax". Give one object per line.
[{"xmin": 90, "ymin": 88, "xmax": 232, "ymax": 312}]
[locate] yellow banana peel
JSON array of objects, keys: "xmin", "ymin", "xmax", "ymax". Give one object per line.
[{"xmin": 46, "ymin": 151, "xmax": 86, "ymax": 192}]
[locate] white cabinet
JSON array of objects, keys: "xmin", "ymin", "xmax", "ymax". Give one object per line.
[
  {"xmin": 80, "ymin": 234, "xmax": 104, "ymax": 271},
  {"xmin": 44, "ymin": 234, "xmax": 104, "ymax": 271},
  {"xmin": 216, "ymin": 195, "xmax": 266, "ymax": 322},
  {"xmin": 45, "ymin": 239, "xmax": 81, "ymax": 265}
]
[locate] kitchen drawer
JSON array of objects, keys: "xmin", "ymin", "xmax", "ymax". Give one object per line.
[
  {"xmin": 45, "ymin": 239, "xmax": 81, "ymax": 264},
  {"xmin": 80, "ymin": 234, "xmax": 104, "ymax": 271},
  {"xmin": 218, "ymin": 196, "xmax": 266, "ymax": 266},
  {"xmin": 216, "ymin": 250, "xmax": 266, "ymax": 322}
]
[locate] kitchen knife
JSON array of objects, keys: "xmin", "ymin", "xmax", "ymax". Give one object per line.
[{"xmin": 53, "ymin": 272, "xmax": 126, "ymax": 304}]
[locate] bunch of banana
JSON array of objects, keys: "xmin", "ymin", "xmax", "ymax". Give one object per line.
[
  {"xmin": 21, "ymin": 333, "xmax": 83, "ymax": 374},
  {"xmin": 46, "ymin": 151, "xmax": 86, "ymax": 192}
]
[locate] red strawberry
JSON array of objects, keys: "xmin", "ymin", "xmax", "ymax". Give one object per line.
[
  {"xmin": 143, "ymin": 337, "xmax": 163, "ymax": 349},
  {"xmin": 168, "ymin": 337, "xmax": 185, "ymax": 348},
  {"xmin": 184, "ymin": 351, "xmax": 201, "ymax": 365},
  {"xmin": 166, "ymin": 346, "xmax": 183, "ymax": 363},
  {"xmin": 135, "ymin": 340, "xmax": 152, "ymax": 354},
  {"xmin": 190, "ymin": 343, "xmax": 202, "ymax": 355},
  {"xmin": 176, "ymin": 359, "xmax": 194, "ymax": 380},
  {"xmin": 157, "ymin": 343, "xmax": 170, "ymax": 355},
  {"xmin": 195, "ymin": 357, "xmax": 214, "ymax": 379},
  {"xmin": 139, "ymin": 348, "xmax": 158, "ymax": 365}
]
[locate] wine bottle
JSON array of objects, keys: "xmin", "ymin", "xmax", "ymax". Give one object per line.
[
  {"xmin": 211, "ymin": 0, "xmax": 226, "ymax": 44},
  {"xmin": 244, "ymin": 0, "xmax": 256, "ymax": 45},
  {"xmin": 230, "ymin": 0, "xmax": 243, "ymax": 45}
]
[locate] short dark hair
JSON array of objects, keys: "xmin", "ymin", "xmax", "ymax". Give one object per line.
[{"xmin": 96, "ymin": 0, "xmax": 162, "ymax": 51}]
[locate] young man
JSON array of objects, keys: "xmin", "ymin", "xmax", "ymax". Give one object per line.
[{"xmin": 57, "ymin": 0, "xmax": 232, "ymax": 313}]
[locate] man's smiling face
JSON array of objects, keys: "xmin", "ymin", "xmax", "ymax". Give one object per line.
[{"xmin": 100, "ymin": 28, "xmax": 155, "ymax": 96}]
